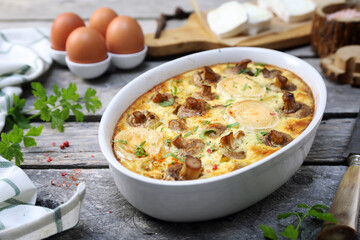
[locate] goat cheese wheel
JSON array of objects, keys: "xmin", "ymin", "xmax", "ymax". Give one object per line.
[
  {"xmin": 226, "ymin": 100, "xmax": 279, "ymax": 130},
  {"xmin": 218, "ymin": 75, "xmax": 266, "ymax": 98},
  {"xmin": 113, "ymin": 128, "xmax": 163, "ymax": 161}
]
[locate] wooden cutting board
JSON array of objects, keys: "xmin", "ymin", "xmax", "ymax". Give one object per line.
[{"xmin": 145, "ymin": 13, "xmax": 312, "ymax": 57}]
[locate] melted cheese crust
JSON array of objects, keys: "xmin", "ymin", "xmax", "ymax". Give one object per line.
[{"xmin": 112, "ymin": 62, "xmax": 314, "ymax": 180}]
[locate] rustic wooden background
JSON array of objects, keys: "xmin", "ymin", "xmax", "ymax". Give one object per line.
[{"xmin": 0, "ymin": 0, "xmax": 359, "ymax": 239}]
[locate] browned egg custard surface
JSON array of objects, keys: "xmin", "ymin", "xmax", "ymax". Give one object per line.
[{"xmin": 112, "ymin": 60, "xmax": 314, "ymax": 181}]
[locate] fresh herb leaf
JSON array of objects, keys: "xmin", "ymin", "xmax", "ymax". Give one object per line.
[
  {"xmin": 260, "ymin": 225, "xmax": 278, "ymax": 240},
  {"xmin": 194, "ymin": 126, "xmax": 199, "ymax": 133},
  {"xmin": 215, "ymin": 95, "xmax": 220, "ymax": 99},
  {"xmin": 171, "ymin": 86, "xmax": 178, "ymax": 96},
  {"xmin": 4, "ymin": 95, "xmax": 31, "ymax": 131},
  {"xmin": 260, "ymin": 131, "xmax": 268, "ymax": 136},
  {"xmin": 238, "ymin": 68, "xmax": 250, "ymax": 74},
  {"xmin": 256, "ymin": 133, "xmax": 262, "ymax": 144},
  {"xmin": 279, "ymin": 225, "xmax": 298, "ymax": 240},
  {"xmin": 159, "ymin": 98, "xmax": 174, "ymax": 107},
  {"xmin": 225, "ymin": 98, "xmax": 235, "ymax": 103},
  {"xmin": 242, "ymin": 83, "xmax": 248, "ymax": 91},
  {"xmin": 163, "ymin": 152, "xmax": 185, "ymax": 162},
  {"xmin": 30, "ymin": 82, "xmax": 102, "ymax": 131},
  {"xmin": 184, "ymin": 132, "xmax": 192, "ymax": 138},
  {"xmin": 135, "ymin": 141, "xmax": 148, "ymax": 157},
  {"xmin": 199, "ymin": 130, "xmax": 216, "ymax": 140},
  {"xmin": 261, "ymin": 203, "xmax": 337, "ymax": 240},
  {"xmin": 113, "ymin": 139, "xmax": 128, "ymax": 144},
  {"xmin": 203, "ymin": 82, "xmax": 211, "ymax": 86},
  {"xmin": 227, "ymin": 122, "xmax": 239, "ymax": 129},
  {"xmin": 0, "ymin": 125, "xmax": 42, "ymax": 166},
  {"xmin": 223, "ymin": 103, "xmax": 232, "ymax": 108},
  {"xmin": 254, "ymin": 68, "xmax": 262, "ymax": 77},
  {"xmin": 203, "ymin": 120, "xmax": 210, "ymax": 125},
  {"xmin": 254, "ymin": 62, "xmax": 266, "ymax": 66}
]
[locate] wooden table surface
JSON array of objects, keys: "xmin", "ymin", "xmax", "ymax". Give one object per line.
[{"xmin": 1, "ymin": 0, "xmax": 359, "ymax": 239}]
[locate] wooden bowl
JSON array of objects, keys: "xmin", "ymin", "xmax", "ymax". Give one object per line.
[{"xmin": 311, "ymin": 2, "xmax": 360, "ymax": 57}]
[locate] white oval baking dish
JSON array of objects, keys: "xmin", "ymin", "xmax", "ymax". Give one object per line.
[{"xmin": 98, "ymin": 47, "xmax": 327, "ymax": 222}]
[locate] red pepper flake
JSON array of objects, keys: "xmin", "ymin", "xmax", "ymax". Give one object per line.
[
  {"xmin": 213, "ymin": 164, "xmax": 218, "ymax": 170},
  {"xmin": 57, "ymin": 184, "xmax": 62, "ymax": 187},
  {"xmin": 109, "ymin": 211, "xmax": 113, "ymax": 213},
  {"xmin": 51, "ymin": 179, "xmax": 55, "ymax": 185},
  {"xmin": 61, "ymin": 172, "xmax": 67, "ymax": 176},
  {"xmin": 206, "ymin": 149, "xmax": 212, "ymax": 154},
  {"xmin": 270, "ymin": 113, "xmax": 276, "ymax": 116},
  {"xmin": 91, "ymin": 155, "xmax": 94, "ymax": 158},
  {"xmin": 60, "ymin": 144, "xmax": 65, "ymax": 149},
  {"xmin": 44, "ymin": 153, "xmax": 48, "ymax": 156},
  {"xmin": 47, "ymin": 157, "xmax": 52, "ymax": 162},
  {"xmin": 52, "ymin": 142, "xmax": 56, "ymax": 146},
  {"xmin": 66, "ymin": 184, "xmax": 71, "ymax": 187},
  {"xmin": 63, "ymin": 141, "xmax": 70, "ymax": 147}
]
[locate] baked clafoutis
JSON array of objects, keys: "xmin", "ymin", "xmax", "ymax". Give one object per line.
[{"xmin": 112, "ymin": 59, "xmax": 314, "ymax": 181}]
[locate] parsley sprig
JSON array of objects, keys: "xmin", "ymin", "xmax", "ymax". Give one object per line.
[
  {"xmin": 0, "ymin": 125, "xmax": 43, "ymax": 166},
  {"xmin": 260, "ymin": 203, "xmax": 337, "ymax": 240},
  {"xmin": 6, "ymin": 82, "xmax": 101, "ymax": 132},
  {"xmin": 1, "ymin": 82, "xmax": 102, "ymax": 166}
]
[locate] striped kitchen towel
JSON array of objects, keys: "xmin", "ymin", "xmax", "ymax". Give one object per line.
[
  {"xmin": 0, "ymin": 28, "xmax": 52, "ymax": 131},
  {"xmin": 0, "ymin": 157, "xmax": 85, "ymax": 240}
]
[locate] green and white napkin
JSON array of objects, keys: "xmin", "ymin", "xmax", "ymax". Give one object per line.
[
  {"xmin": 0, "ymin": 157, "xmax": 85, "ymax": 240},
  {"xmin": 0, "ymin": 29, "xmax": 86, "ymax": 239},
  {"xmin": 0, "ymin": 27, "xmax": 52, "ymax": 132}
]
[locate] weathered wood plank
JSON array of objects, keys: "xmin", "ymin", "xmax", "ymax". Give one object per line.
[
  {"xmin": 24, "ymin": 166, "xmax": 359, "ymax": 239},
  {"xmin": 0, "ymin": 19, "xmax": 157, "ymax": 35},
  {"xmin": 0, "ymin": 0, "xmax": 227, "ymax": 20},
  {"xmin": 19, "ymin": 118, "xmax": 353, "ymax": 168},
  {"xmin": 20, "ymin": 58, "xmax": 360, "ymax": 117}
]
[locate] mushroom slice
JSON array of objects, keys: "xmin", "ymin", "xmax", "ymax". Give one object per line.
[
  {"xmin": 262, "ymin": 130, "xmax": 293, "ymax": 147},
  {"xmin": 172, "ymin": 135, "xmax": 205, "ymax": 157},
  {"xmin": 113, "ymin": 128, "xmax": 163, "ymax": 161},
  {"xmin": 165, "ymin": 164, "xmax": 183, "ymax": 181},
  {"xmin": 179, "ymin": 156, "xmax": 202, "ymax": 180},
  {"xmin": 205, "ymin": 123, "xmax": 227, "ymax": 138},
  {"xmin": 177, "ymin": 97, "xmax": 211, "ymax": 118},
  {"xmin": 220, "ymin": 132, "xmax": 246, "ymax": 159},
  {"xmin": 226, "ymin": 100, "xmax": 279, "ymax": 130},
  {"xmin": 127, "ymin": 110, "xmax": 162, "ymax": 129},
  {"xmin": 274, "ymin": 75, "xmax": 297, "ymax": 91},
  {"xmin": 179, "ymin": 139, "xmax": 205, "ymax": 157},
  {"xmin": 172, "ymin": 134, "xmax": 188, "ymax": 149},
  {"xmin": 217, "ymin": 75, "xmax": 266, "ymax": 98},
  {"xmin": 282, "ymin": 92, "xmax": 312, "ymax": 118},
  {"xmin": 191, "ymin": 66, "xmax": 221, "ymax": 87},
  {"xmin": 192, "ymin": 85, "xmax": 216, "ymax": 100},
  {"xmin": 262, "ymin": 67, "xmax": 281, "ymax": 79},
  {"xmin": 220, "ymin": 132, "xmax": 236, "ymax": 151},
  {"xmin": 168, "ymin": 119, "xmax": 186, "ymax": 132},
  {"xmin": 153, "ymin": 92, "xmax": 174, "ymax": 103},
  {"xmin": 223, "ymin": 151, "xmax": 246, "ymax": 159},
  {"xmin": 223, "ymin": 59, "xmax": 253, "ymax": 75}
]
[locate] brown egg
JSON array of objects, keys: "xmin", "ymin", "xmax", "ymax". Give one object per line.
[
  {"xmin": 89, "ymin": 7, "xmax": 117, "ymax": 39},
  {"xmin": 51, "ymin": 12, "xmax": 85, "ymax": 51},
  {"xmin": 66, "ymin": 27, "xmax": 108, "ymax": 64},
  {"xmin": 106, "ymin": 16, "xmax": 144, "ymax": 54}
]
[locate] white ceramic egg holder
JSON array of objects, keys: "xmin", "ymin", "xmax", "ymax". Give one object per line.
[{"xmin": 49, "ymin": 45, "xmax": 148, "ymax": 79}]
